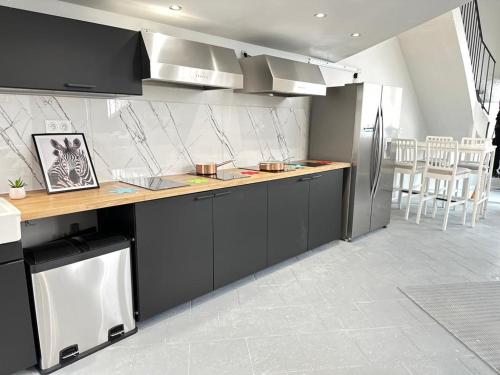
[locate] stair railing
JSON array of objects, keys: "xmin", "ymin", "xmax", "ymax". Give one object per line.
[{"xmin": 460, "ymin": 0, "xmax": 496, "ymax": 114}]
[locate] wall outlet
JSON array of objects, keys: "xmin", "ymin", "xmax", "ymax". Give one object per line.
[{"xmin": 45, "ymin": 120, "xmax": 72, "ymax": 133}]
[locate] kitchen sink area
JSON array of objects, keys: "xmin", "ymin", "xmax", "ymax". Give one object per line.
[{"xmin": 0, "ymin": 198, "xmax": 21, "ymax": 245}]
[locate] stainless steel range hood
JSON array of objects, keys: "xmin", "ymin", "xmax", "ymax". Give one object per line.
[
  {"xmin": 239, "ymin": 55, "xmax": 326, "ymax": 96},
  {"xmin": 140, "ymin": 31, "xmax": 243, "ymax": 89}
]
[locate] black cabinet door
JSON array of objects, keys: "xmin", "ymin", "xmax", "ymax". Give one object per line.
[
  {"xmin": 0, "ymin": 261, "xmax": 36, "ymax": 375},
  {"xmin": 134, "ymin": 193, "xmax": 214, "ymax": 320},
  {"xmin": 308, "ymin": 170, "xmax": 343, "ymax": 250},
  {"xmin": 0, "ymin": 6, "xmax": 142, "ymax": 95},
  {"xmin": 213, "ymin": 184, "xmax": 268, "ymax": 289},
  {"xmin": 268, "ymin": 176, "xmax": 310, "ymax": 266}
]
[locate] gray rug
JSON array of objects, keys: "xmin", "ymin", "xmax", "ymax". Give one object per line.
[{"xmin": 401, "ymin": 282, "xmax": 500, "ymax": 374}]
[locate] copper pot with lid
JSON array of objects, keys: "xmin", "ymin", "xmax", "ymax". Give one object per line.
[{"xmin": 195, "ymin": 160, "xmax": 233, "ymax": 175}]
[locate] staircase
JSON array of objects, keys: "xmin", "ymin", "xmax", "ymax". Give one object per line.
[{"xmin": 460, "ymin": 0, "xmax": 496, "ymax": 114}]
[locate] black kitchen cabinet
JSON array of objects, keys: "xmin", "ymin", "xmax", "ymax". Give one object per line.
[
  {"xmin": 98, "ymin": 168, "xmax": 346, "ymax": 321},
  {"xmin": 0, "ymin": 6, "xmax": 142, "ymax": 95},
  {"xmin": 133, "ymin": 193, "xmax": 214, "ymax": 320},
  {"xmin": 308, "ymin": 169, "xmax": 343, "ymax": 250},
  {"xmin": 213, "ymin": 184, "xmax": 267, "ymax": 289},
  {"xmin": 267, "ymin": 176, "xmax": 310, "ymax": 266},
  {"xmin": 268, "ymin": 170, "xmax": 344, "ymax": 265},
  {"xmin": 0, "ymin": 259, "xmax": 37, "ymax": 375}
]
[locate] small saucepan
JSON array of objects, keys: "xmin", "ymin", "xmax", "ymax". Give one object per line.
[{"xmin": 195, "ymin": 160, "xmax": 234, "ymax": 175}]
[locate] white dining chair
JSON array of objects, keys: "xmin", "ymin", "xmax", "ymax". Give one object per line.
[
  {"xmin": 416, "ymin": 140, "xmax": 470, "ymax": 231},
  {"xmin": 393, "ymin": 139, "xmax": 424, "ymax": 220},
  {"xmin": 459, "ymin": 137, "xmax": 492, "ymax": 226}
]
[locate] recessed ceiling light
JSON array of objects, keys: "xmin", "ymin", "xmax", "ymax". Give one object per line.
[
  {"xmin": 350, "ymin": 32, "xmax": 361, "ymax": 37},
  {"xmin": 169, "ymin": 4, "xmax": 183, "ymax": 11},
  {"xmin": 314, "ymin": 13, "xmax": 327, "ymax": 18}
]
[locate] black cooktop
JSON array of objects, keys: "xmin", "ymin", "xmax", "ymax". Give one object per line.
[
  {"xmin": 120, "ymin": 177, "xmax": 189, "ymax": 191},
  {"xmin": 242, "ymin": 164, "xmax": 306, "ymax": 173},
  {"xmin": 289, "ymin": 161, "xmax": 333, "ymax": 167}
]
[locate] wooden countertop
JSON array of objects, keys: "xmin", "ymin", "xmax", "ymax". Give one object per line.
[{"xmin": 2, "ymin": 162, "xmax": 350, "ymax": 221}]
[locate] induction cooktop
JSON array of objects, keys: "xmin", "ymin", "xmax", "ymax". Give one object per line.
[
  {"xmin": 289, "ymin": 161, "xmax": 333, "ymax": 167},
  {"xmin": 189, "ymin": 170, "xmax": 251, "ymax": 181},
  {"xmin": 242, "ymin": 164, "xmax": 305, "ymax": 173},
  {"xmin": 120, "ymin": 177, "xmax": 189, "ymax": 191}
]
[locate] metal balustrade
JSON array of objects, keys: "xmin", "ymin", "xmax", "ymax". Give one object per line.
[{"xmin": 460, "ymin": 0, "xmax": 496, "ymax": 114}]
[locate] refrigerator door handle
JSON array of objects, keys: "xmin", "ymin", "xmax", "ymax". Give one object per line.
[
  {"xmin": 369, "ymin": 109, "xmax": 380, "ymax": 195},
  {"xmin": 371, "ymin": 108, "xmax": 384, "ymax": 198}
]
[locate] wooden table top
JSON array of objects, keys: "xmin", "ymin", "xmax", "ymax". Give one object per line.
[
  {"xmin": 2, "ymin": 162, "xmax": 351, "ymax": 221},
  {"xmin": 416, "ymin": 142, "xmax": 496, "ymax": 152}
]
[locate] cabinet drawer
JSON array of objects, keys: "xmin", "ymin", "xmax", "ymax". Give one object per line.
[{"xmin": 0, "ymin": 240, "xmax": 23, "ymax": 264}]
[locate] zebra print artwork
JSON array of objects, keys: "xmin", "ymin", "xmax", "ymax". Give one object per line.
[{"xmin": 32, "ymin": 133, "xmax": 99, "ymax": 193}]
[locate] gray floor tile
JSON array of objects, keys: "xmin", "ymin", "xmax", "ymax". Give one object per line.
[
  {"xmin": 189, "ymin": 339, "xmax": 253, "ymax": 375},
  {"xmin": 247, "ymin": 335, "xmax": 311, "ymax": 374},
  {"xmin": 298, "ymin": 331, "xmax": 368, "ymax": 370},
  {"xmin": 349, "ymin": 327, "xmax": 421, "ymax": 363}
]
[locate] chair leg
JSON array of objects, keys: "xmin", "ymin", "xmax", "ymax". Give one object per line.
[
  {"xmin": 424, "ymin": 179, "xmax": 430, "ymax": 216},
  {"xmin": 405, "ymin": 173, "xmax": 415, "ymax": 220},
  {"xmin": 462, "ymin": 178, "xmax": 469, "ymax": 225},
  {"xmin": 398, "ymin": 173, "xmax": 404, "ymax": 209},
  {"xmin": 432, "ymin": 179, "xmax": 440, "ymax": 218},
  {"xmin": 482, "ymin": 174, "xmax": 491, "ymax": 217},
  {"xmin": 471, "ymin": 172, "xmax": 483, "ymax": 228},
  {"xmin": 480, "ymin": 174, "xmax": 490, "ymax": 219},
  {"xmin": 442, "ymin": 181, "xmax": 454, "ymax": 231},
  {"xmin": 416, "ymin": 177, "xmax": 427, "ymax": 224}
]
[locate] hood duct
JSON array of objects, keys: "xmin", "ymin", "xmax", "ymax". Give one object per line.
[
  {"xmin": 239, "ymin": 55, "xmax": 327, "ymax": 96},
  {"xmin": 140, "ymin": 31, "xmax": 244, "ymax": 89}
]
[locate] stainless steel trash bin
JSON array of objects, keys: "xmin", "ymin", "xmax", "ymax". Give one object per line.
[{"xmin": 25, "ymin": 233, "xmax": 136, "ymax": 374}]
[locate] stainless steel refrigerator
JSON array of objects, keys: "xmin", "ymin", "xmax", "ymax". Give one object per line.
[{"xmin": 309, "ymin": 83, "xmax": 402, "ymax": 240}]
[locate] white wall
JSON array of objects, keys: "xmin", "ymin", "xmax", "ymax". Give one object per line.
[
  {"xmin": 477, "ymin": 0, "xmax": 500, "ymax": 79},
  {"xmin": 320, "ymin": 38, "xmax": 429, "ymax": 140},
  {"xmin": 398, "ymin": 12, "xmax": 486, "ymax": 140}
]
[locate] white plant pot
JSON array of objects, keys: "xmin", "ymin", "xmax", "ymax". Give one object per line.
[{"xmin": 9, "ymin": 187, "xmax": 26, "ymax": 200}]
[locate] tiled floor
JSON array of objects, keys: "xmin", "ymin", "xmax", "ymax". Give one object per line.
[{"xmin": 18, "ymin": 192, "xmax": 500, "ymax": 375}]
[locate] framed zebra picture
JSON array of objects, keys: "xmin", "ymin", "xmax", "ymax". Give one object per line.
[{"xmin": 32, "ymin": 133, "xmax": 99, "ymax": 194}]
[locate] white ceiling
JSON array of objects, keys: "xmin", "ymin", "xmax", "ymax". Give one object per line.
[
  {"xmin": 60, "ymin": 0, "xmax": 468, "ymax": 61},
  {"xmin": 477, "ymin": 0, "xmax": 500, "ymax": 78}
]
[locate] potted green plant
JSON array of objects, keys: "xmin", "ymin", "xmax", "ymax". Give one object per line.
[{"xmin": 8, "ymin": 178, "xmax": 27, "ymax": 200}]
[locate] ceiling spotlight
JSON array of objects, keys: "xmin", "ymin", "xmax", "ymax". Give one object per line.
[
  {"xmin": 314, "ymin": 13, "xmax": 327, "ymax": 18},
  {"xmin": 169, "ymin": 4, "xmax": 183, "ymax": 11},
  {"xmin": 350, "ymin": 32, "xmax": 361, "ymax": 37}
]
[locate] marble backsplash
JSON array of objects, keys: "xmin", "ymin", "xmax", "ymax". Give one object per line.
[{"xmin": 0, "ymin": 90, "xmax": 310, "ymax": 193}]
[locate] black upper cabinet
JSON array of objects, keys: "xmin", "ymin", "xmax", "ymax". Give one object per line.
[
  {"xmin": 0, "ymin": 260, "xmax": 37, "ymax": 375},
  {"xmin": 308, "ymin": 169, "xmax": 343, "ymax": 250},
  {"xmin": 267, "ymin": 176, "xmax": 310, "ymax": 266},
  {"xmin": 0, "ymin": 6, "xmax": 142, "ymax": 95},
  {"xmin": 213, "ymin": 184, "xmax": 268, "ymax": 289},
  {"xmin": 134, "ymin": 193, "xmax": 214, "ymax": 321}
]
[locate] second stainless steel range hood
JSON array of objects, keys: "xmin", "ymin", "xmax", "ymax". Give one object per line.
[
  {"xmin": 239, "ymin": 55, "xmax": 327, "ymax": 96},
  {"xmin": 140, "ymin": 31, "xmax": 244, "ymax": 89}
]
